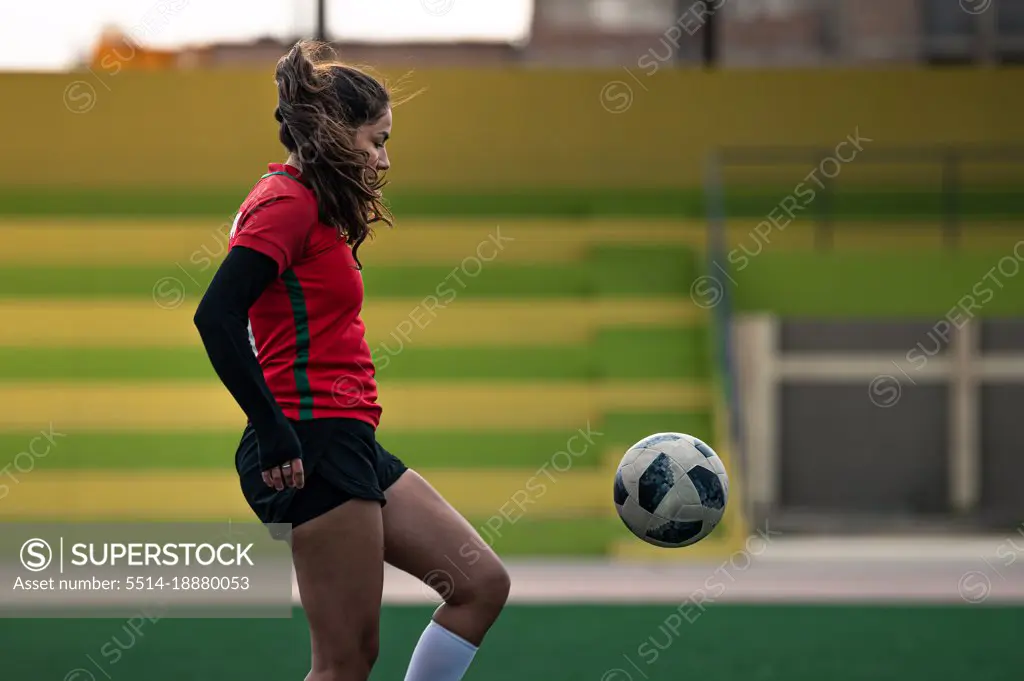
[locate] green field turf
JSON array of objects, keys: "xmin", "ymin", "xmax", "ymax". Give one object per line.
[
  {"xmin": 1, "ymin": 604, "xmax": 1020, "ymax": 681},
  {"xmin": 0, "ymin": 187, "xmax": 1021, "ymax": 218}
]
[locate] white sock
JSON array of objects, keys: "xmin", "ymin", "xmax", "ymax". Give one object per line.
[{"xmin": 403, "ymin": 619, "xmax": 479, "ymax": 681}]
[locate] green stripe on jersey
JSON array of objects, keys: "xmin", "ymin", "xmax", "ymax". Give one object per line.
[
  {"xmin": 260, "ymin": 171, "xmax": 302, "ymax": 184},
  {"xmin": 280, "ymin": 269, "xmax": 314, "ymax": 419}
]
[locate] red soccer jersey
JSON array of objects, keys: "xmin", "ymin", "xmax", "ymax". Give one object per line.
[{"xmin": 228, "ymin": 163, "xmax": 381, "ymax": 427}]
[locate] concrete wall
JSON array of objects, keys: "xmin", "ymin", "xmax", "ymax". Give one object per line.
[
  {"xmin": 734, "ymin": 316, "xmax": 1024, "ymax": 532},
  {"xmin": 6, "ymin": 68, "xmax": 1023, "ymax": 190}
]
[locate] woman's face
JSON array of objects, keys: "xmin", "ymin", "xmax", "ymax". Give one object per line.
[{"xmin": 355, "ymin": 106, "xmax": 392, "ymax": 173}]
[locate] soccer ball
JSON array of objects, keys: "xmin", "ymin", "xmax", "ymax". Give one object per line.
[{"xmin": 613, "ymin": 432, "xmax": 729, "ymax": 548}]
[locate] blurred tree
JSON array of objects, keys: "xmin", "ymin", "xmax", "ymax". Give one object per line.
[{"xmin": 89, "ymin": 26, "xmax": 177, "ymax": 71}]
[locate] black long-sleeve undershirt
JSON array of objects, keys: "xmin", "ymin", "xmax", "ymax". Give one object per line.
[{"xmin": 193, "ymin": 246, "xmax": 300, "ymax": 470}]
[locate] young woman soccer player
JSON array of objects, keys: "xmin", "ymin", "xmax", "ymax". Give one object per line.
[{"xmin": 194, "ymin": 40, "xmax": 509, "ymax": 681}]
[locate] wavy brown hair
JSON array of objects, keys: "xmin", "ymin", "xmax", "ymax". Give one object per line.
[{"xmin": 274, "ymin": 40, "xmax": 393, "ymax": 269}]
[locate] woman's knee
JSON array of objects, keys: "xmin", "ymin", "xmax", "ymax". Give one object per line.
[{"xmin": 452, "ymin": 556, "xmax": 510, "ymax": 612}]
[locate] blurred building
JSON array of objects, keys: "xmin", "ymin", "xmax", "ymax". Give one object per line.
[{"xmin": 89, "ymin": 0, "xmax": 1024, "ymax": 69}]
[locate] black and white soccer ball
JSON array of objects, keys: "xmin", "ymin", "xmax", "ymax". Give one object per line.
[{"xmin": 614, "ymin": 432, "xmax": 729, "ymax": 548}]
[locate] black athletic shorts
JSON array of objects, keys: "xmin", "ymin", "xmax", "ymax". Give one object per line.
[{"xmin": 235, "ymin": 417, "xmax": 408, "ymax": 534}]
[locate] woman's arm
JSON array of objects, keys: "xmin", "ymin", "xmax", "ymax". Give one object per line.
[{"xmin": 193, "ymin": 246, "xmax": 301, "ymax": 473}]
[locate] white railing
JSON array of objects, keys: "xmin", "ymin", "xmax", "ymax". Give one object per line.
[{"xmin": 734, "ymin": 315, "xmax": 1024, "ymax": 529}]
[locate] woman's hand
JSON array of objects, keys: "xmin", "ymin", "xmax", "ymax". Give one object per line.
[{"xmin": 257, "ymin": 421, "xmax": 305, "ymax": 491}]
